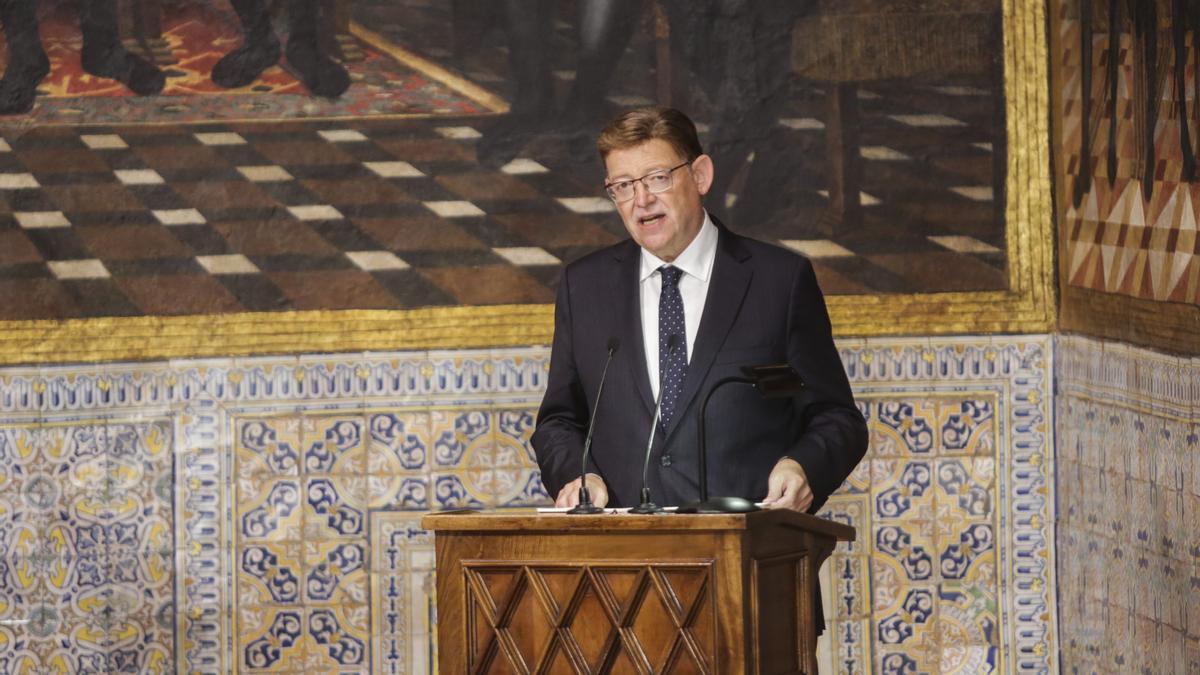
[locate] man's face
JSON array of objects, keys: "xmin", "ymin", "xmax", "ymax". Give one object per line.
[{"xmin": 604, "ymin": 139, "xmax": 713, "ymax": 262}]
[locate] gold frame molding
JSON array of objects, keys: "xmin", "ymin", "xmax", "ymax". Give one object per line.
[
  {"xmin": 818, "ymin": 0, "xmax": 1054, "ymax": 338},
  {"xmin": 0, "ymin": 0, "xmax": 1053, "ymax": 365}
]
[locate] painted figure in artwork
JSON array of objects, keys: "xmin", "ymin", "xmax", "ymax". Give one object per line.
[
  {"xmin": 476, "ymin": 0, "xmax": 809, "ymax": 225},
  {"xmin": 213, "ymin": 0, "xmax": 350, "ymax": 98},
  {"xmin": 0, "ymin": 0, "xmax": 165, "ymax": 115},
  {"xmin": 478, "ymin": 0, "xmax": 641, "ymax": 167}
]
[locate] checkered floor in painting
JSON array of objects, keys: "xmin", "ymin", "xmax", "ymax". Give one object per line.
[
  {"xmin": 356, "ymin": 0, "xmax": 1010, "ymax": 294},
  {"xmin": 0, "ymin": 92, "xmax": 1006, "ymax": 319},
  {"xmin": 740, "ymin": 82, "xmax": 1008, "ymax": 295},
  {"xmin": 0, "ymin": 120, "xmax": 593, "ymax": 318}
]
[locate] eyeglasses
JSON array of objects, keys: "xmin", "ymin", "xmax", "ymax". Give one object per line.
[{"xmin": 604, "ymin": 161, "xmax": 691, "ymax": 203}]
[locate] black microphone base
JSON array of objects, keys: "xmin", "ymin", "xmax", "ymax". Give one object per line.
[
  {"xmin": 568, "ymin": 485, "xmax": 605, "ymax": 514},
  {"xmin": 568, "ymin": 502, "xmax": 606, "ymax": 514},
  {"xmin": 629, "ymin": 501, "xmax": 665, "ymax": 514},
  {"xmin": 676, "ymin": 496, "xmax": 760, "ymax": 514}
]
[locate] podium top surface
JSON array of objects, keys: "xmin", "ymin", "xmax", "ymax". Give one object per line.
[{"xmin": 421, "ymin": 508, "xmax": 855, "ymax": 541}]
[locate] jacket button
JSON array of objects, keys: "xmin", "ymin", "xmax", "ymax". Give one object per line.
[{"xmin": 660, "ymin": 454, "xmax": 672, "ymax": 467}]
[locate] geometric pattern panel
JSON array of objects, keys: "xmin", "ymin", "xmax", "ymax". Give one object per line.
[
  {"xmin": 0, "ymin": 421, "xmax": 174, "ymax": 674},
  {"xmin": 0, "ymin": 348, "xmax": 551, "ymax": 673},
  {"xmin": 0, "ymin": 337, "xmax": 1056, "ymax": 673},
  {"xmin": 1057, "ymin": 10, "xmax": 1200, "ymax": 304},
  {"xmin": 819, "ymin": 337, "xmax": 1055, "ymax": 674},
  {"xmin": 1055, "ymin": 335, "xmax": 1200, "ymax": 673},
  {"xmin": 822, "ymin": 397, "xmax": 1001, "ymax": 674},
  {"xmin": 462, "ymin": 563, "xmax": 713, "ymax": 673},
  {"xmin": 231, "ymin": 408, "xmax": 546, "ymax": 673},
  {"xmin": 235, "ymin": 419, "xmax": 370, "ymax": 672}
]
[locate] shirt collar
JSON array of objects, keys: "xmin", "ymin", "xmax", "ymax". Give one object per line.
[{"xmin": 639, "ymin": 212, "xmax": 718, "ymax": 282}]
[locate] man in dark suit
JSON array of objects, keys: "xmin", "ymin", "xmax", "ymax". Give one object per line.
[{"xmin": 532, "ymin": 106, "xmax": 867, "ymax": 514}]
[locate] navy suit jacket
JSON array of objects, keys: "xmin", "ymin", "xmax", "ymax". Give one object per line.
[{"xmin": 533, "ymin": 220, "xmax": 868, "ymax": 512}]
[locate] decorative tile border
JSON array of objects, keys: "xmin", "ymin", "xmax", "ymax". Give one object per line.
[
  {"xmin": 1057, "ymin": 334, "xmax": 1198, "ymax": 417},
  {"xmin": 0, "ymin": 348, "xmax": 551, "ymax": 415},
  {"xmin": 370, "ymin": 512, "xmax": 435, "ymax": 675}
]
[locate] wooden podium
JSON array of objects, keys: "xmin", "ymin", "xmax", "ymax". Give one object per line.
[{"xmin": 421, "ymin": 509, "xmax": 855, "ymax": 674}]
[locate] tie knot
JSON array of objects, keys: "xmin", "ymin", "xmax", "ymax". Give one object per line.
[{"xmin": 659, "ymin": 265, "xmax": 683, "ymax": 287}]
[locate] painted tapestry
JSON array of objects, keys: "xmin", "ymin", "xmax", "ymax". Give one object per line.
[
  {"xmin": 1054, "ymin": 0, "xmax": 1200, "ymax": 352},
  {"xmin": 0, "ymin": 0, "xmax": 1024, "ymax": 338}
]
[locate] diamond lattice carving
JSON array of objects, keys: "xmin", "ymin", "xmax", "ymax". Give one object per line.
[
  {"xmin": 464, "ymin": 563, "xmax": 714, "ymax": 674},
  {"xmin": 630, "ymin": 579, "xmax": 676, "ymax": 671},
  {"xmin": 594, "ymin": 567, "xmax": 642, "ymax": 617},
  {"xmin": 505, "ymin": 572, "xmax": 555, "ymax": 668},
  {"xmin": 566, "ymin": 574, "xmax": 619, "ymax": 669}
]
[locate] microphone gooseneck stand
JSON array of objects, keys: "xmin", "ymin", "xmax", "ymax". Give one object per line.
[
  {"xmin": 677, "ymin": 363, "xmax": 805, "ymax": 514},
  {"xmin": 568, "ymin": 337, "xmax": 620, "ymax": 514},
  {"xmin": 676, "ymin": 376, "xmax": 759, "ymax": 513},
  {"xmin": 630, "ymin": 335, "xmax": 679, "ymax": 514}
]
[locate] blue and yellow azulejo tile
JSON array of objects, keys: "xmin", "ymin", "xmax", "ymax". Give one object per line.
[{"xmin": 0, "ymin": 421, "xmax": 175, "ymax": 674}]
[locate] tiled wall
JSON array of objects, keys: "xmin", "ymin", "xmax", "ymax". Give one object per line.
[
  {"xmin": 0, "ymin": 422, "xmax": 175, "ymax": 673},
  {"xmin": 823, "ymin": 337, "xmax": 1056, "ymax": 674},
  {"xmin": 0, "ymin": 337, "xmax": 1057, "ymax": 673},
  {"xmin": 1055, "ymin": 335, "xmax": 1200, "ymax": 673}
]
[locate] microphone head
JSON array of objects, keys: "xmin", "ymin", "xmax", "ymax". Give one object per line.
[
  {"xmin": 667, "ymin": 334, "xmax": 681, "ymax": 354},
  {"xmin": 606, "ymin": 337, "xmax": 620, "ymax": 355}
]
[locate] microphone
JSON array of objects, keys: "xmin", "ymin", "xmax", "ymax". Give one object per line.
[
  {"xmin": 630, "ymin": 334, "xmax": 680, "ymax": 514},
  {"xmin": 568, "ymin": 337, "xmax": 620, "ymax": 514},
  {"xmin": 677, "ymin": 363, "xmax": 805, "ymax": 513}
]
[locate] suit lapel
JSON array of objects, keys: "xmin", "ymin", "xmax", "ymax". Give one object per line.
[
  {"xmin": 611, "ymin": 241, "xmax": 655, "ymax": 413},
  {"xmin": 664, "ymin": 225, "xmax": 752, "ymax": 442}
]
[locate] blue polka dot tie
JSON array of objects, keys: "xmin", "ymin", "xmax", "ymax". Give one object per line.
[{"xmin": 658, "ymin": 265, "xmax": 687, "ymax": 430}]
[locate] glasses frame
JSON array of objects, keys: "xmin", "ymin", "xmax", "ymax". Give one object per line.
[{"xmin": 604, "ymin": 161, "xmax": 692, "ymax": 203}]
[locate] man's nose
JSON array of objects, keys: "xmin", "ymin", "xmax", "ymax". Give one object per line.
[{"xmin": 632, "ymin": 180, "xmax": 656, "ymax": 207}]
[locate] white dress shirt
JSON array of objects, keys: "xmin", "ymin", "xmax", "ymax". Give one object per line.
[{"xmin": 640, "ymin": 212, "xmax": 718, "ymax": 399}]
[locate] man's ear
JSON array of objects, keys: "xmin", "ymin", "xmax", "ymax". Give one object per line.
[{"xmin": 691, "ymin": 154, "xmax": 715, "ymax": 196}]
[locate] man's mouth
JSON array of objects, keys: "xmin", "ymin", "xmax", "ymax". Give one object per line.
[{"xmin": 639, "ymin": 214, "xmax": 665, "ymax": 226}]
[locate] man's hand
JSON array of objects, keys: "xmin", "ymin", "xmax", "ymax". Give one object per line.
[
  {"xmin": 761, "ymin": 458, "xmax": 813, "ymax": 512},
  {"xmin": 555, "ymin": 473, "xmax": 609, "ymax": 508}
]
